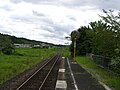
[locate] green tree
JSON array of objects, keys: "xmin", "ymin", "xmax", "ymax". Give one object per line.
[
  {"xmin": 0, "ymin": 34, "xmax": 14, "ymax": 55},
  {"xmin": 77, "ymin": 26, "xmax": 90, "ymax": 55},
  {"xmin": 70, "ymin": 26, "xmax": 91, "ymax": 56},
  {"xmin": 89, "ymin": 20, "xmax": 116, "ymax": 57},
  {"xmin": 100, "ymin": 10, "xmax": 120, "ymax": 56},
  {"xmin": 69, "ymin": 10, "xmax": 120, "ymax": 57},
  {"xmin": 100, "ymin": 9, "xmax": 120, "ymax": 32}
]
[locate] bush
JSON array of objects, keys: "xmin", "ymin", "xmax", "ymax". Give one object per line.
[
  {"xmin": 2, "ymin": 46, "xmax": 15, "ymax": 55},
  {"xmin": 109, "ymin": 57, "xmax": 120, "ymax": 74}
]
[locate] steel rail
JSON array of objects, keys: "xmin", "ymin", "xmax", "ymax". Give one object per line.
[
  {"xmin": 16, "ymin": 55, "xmax": 58, "ymax": 90},
  {"xmin": 39, "ymin": 55, "xmax": 60, "ymax": 90}
]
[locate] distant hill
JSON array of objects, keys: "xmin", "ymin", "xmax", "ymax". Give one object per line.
[
  {"xmin": 0, "ymin": 33, "xmax": 66, "ymax": 47},
  {"xmin": 0, "ymin": 33, "xmax": 54, "ymax": 46}
]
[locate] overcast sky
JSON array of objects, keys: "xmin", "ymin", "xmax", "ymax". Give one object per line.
[{"xmin": 0, "ymin": 0, "xmax": 119, "ymax": 45}]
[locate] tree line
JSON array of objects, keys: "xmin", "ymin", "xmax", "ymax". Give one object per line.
[
  {"xmin": 70, "ymin": 10, "xmax": 120, "ymax": 57},
  {"xmin": 69, "ymin": 10, "xmax": 120, "ymax": 74}
]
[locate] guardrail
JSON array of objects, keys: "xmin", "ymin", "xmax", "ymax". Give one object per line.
[
  {"xmin": 86, "ymin": 53, "xmax": 110, "ymax": 68},
  {"xmin": 86, "ymin": 53, "xmax": 120, "ymax": 75}
]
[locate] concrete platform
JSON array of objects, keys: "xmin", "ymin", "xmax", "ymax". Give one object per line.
[
  {"xmin": 56, "ymin": 57, "xmax": 107, "ymax": 90},
  {"xmin": 56, "ymin": 57, "xmax": 67, "ymax": 90}
]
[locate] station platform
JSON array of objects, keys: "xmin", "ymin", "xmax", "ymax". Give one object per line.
[{"xmin": 56, "ymin": 57, "xmax": 107, "ymax": 90}]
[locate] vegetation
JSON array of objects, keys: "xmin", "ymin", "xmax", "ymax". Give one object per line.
[
  {"xmin": 70, "ymin": 21, "xmax": 119, "ymax": 57},
  {"xmin": 0, "ymin": 48, "xmax": 58, "ymax": 84},
  {"xmin": 0, "ymin": 33, "xmax": 66, "ymax": 55},
  {"xmin": 77, "ymin": 56, "xmax": 120, "ymax": 90},
  {"xmin": 0, "ymin": 33, "xmax": 50, "ymax": 45},
  {"xmin": 67, "ymin": 9, "xmax": 120, "ymax": 89},
  {"xmin": 69, "ymin": 10, "xmax": 120, "ymax": 74},
  {"xmin": 63, "ymin": 47, "xmax": 70, "ymax": 57},
  {"xmin": 0, "ymin": 34, "xmax": 15, "ymax": 55},
  {"xmin": 109, "ymin": 57, "xmax": 120, "ymax": 74}
]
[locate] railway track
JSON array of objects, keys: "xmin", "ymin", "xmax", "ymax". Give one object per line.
[{"xmin": 15, "ymin": 54, "xmax": 61, "ymax": 90}]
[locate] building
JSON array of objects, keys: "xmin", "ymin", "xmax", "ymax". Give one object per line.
[{"xmin": 14, "ymin": 44, "xmax": 32, "ymax": 48}]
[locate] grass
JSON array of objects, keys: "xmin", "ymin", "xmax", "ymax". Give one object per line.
[
  {"xmin": 63, "ymin": 47, "xmax": 71, "ymax": 57},
  {"xmin": 77, "ymin": 56, "xmax": 120, "ymax": 90},
  {"xmin": 0, "ymin": 48, "xmax": 58, "ymax": 84}
]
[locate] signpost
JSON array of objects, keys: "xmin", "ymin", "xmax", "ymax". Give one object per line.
[
  {"xmin": 66, "ymin": 30, "xmax": 79, "ymax": 63},
  {"xmin": 74, "ymin": 38, "xmax": 76, "ymax": 63},
  {"xmin": 70, "ymin": 30, "xmax": 79, "ymax": 63}
]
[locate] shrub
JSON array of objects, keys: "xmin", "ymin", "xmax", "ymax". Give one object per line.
[
  {"xmin": 109, "ymin": 57, "xmax": 120, "ymax": 74},
  {"xmin": 2, "ymin": 46, "xmax": 15, "ymax": 55}
]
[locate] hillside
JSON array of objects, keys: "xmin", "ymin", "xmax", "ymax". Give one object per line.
[
  {"xmin": 0, "ymin": 33, "xmax": 67, "ymax": 48},
  {"xmin": 0, "ymin": 33, "xmax": 55, "ymax": 46}
]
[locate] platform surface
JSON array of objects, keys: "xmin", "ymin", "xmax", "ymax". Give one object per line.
[{"xmin": 64, "ymin": 58, "xmax": 106, "ymax": 90}]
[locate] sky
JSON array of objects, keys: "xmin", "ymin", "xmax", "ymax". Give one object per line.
[{"xmin": 0, "ymin": 0, "xmax": 120, "ymax": 45}]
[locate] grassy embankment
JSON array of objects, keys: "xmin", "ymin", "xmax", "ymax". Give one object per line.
[
  {"xmin": 0, "ymin": 48, "xmax": 59, "ymax": 84},
  {"xmin": 77, "ymin": 56, "xmax": 120, "ymax": 90}
]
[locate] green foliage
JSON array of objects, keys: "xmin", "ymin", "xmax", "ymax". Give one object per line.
[
  {"xmin": 100, "ymin": 9, "xmax": 120, "ymax": 56},
  {"xmin": 69, "ymin": 10, "xmax": 120, "ymax": 75},
  {"xmin": 89, "ymin": 21, "xmax": 117, "ymax": 57},
  {"xmin": 0, "ymin": 34, "xmax": 12, "ymax": 50},
  {"xmin": 100, "ymin": 9, "xmax": 120, "ymax": 31},
  {"xmin": 77, "ymin": 26, "xmax": 92, "ymax": 55},
  {"xmin": 109, "ymin": 57, "xmax": 120, "ymax": 74},
  {"xmin": 70, "ymin": 26, "xmax": 92, "ymax": 56},
  {"xmin": 69, "ymin": 42, "xmax": 74, "ymax": 57},
  {"xmin": 0, "ymin": 34, "xmax": 15, "ymax": 55},
  {"xmin": 63, "ymin": 47, "xmax": 70, "ymax": 57},
  {"xmin": 2, "ymin": 46, "xmax": 15, "ymax": 55},
  {"xmin": 0, "ymin": 48, "xmax": 59, "ymax": 84},
  {"xmin": 70, "ymin": 15, "xmax": 120, "ymax": 57}
]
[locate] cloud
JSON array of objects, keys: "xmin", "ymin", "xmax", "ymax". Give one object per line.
[
  {"xmin": 0, "ymin": 25, "xmax": 12, "ymax": 34},
  {"xmin": 0, "ymin": 5, "xmax": 12, "ymax": 11},
  {"xmin": 67, "ymin": 15, "xmax": 76, "ymax": 21},
  {"xmin": 0, "ymin": 0, "xmax": 119, "ymax": 44},
  {"xmin": 10, "ymin": 0, "xmax": 120, "ymax": 10},
  {"xmin": 32, "ymin": 10, "xmax": 45, "ymax": 17}
]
